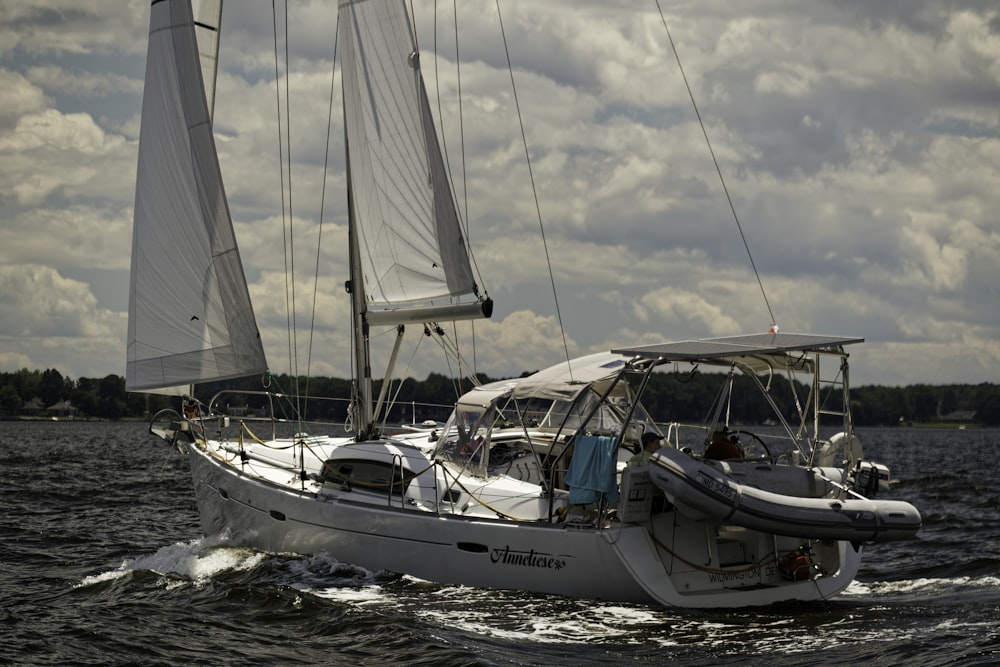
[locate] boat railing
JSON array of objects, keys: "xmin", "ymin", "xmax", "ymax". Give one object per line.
[
  {"xmin": 651, "ymin": 421, "xmax": 828, "ymax": 463},
  {"xmin": 388, "ymin": 453, "xmax": 409, "ymax": 509},
  {"xmin": 664, "ymin": 422, "xmax": 682, "ymax": 449},
  {"xmin": 203, "ymin": 389, "xmax": 454, "ymax": 441}
]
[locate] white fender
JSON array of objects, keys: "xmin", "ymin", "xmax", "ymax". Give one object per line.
[{"xmin": 814, "ymin": 431, "xmax": 863, "ymax": 467}]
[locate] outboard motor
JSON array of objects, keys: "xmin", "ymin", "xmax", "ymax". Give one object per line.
[{"xmin": 851, "ymin": 461, "xmax": 890, "ymax": 497}]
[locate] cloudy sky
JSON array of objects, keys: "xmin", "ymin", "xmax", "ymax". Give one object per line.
[{"xmin": 1, "ymin": 0, "xmax": 999, "ymax": 388}]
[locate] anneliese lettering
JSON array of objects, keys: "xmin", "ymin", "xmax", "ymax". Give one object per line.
[{"xmin": 490, "ymin": 545, "xmax": 567, "ymax": 570}]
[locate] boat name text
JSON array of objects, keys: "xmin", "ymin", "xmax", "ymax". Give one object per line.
[
  {"xmin": 706, "ymin": 565, "xmax": 777, "ymax": 584},
  {"xmin": 491, "ymin": 546, "xmax": 567, "ymax": 570}
]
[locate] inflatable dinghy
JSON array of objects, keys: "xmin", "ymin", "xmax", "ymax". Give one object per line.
[{"xmin": 648, "ymin": 448, "xmax": 921, "ymax": 543}]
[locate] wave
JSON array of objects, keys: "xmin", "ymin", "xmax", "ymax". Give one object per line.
[
  {"xmin": 847, "ymin": 574, "xmax": 1000, "ymax": 599},
  {"xmin": 76, "ymin": 535, "xmax": 266, "ymax": 588},
  {"xmin": 269, "ymin": 551, "xmax": 401, "ymax": 604}
]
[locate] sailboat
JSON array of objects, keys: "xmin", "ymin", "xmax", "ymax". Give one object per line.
[{"xmin": 128, "ymin": 0, "xmax": 920, "ymax": 608}]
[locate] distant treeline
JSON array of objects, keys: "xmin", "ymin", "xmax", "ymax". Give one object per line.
[{"xmin": 2, "ymin": 367, "xmax": 998, "ymax": 426}]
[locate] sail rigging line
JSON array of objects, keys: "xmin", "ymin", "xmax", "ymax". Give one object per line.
[
  {"xmin": 419, "ymin": 322, "xmax": 474, "ymax": 399},
  {"xmin": 365, "ymin": 319, "xmax": 471, "ymax": 428},
  {"xmin": 271, "ymin": 0, "xmax": 304, "ymax": 423},
  {"xmin": 281, "ymin": 0, "xmax": 302, "ymax": 419},
  {"xmin": 434, "ymin": 0, "xmax": 478, "ymax": 388},
  {"xmin": 495, "ymin": 0, "xmax": 574, "ymax": 378},
  {"xmin": 654, "ymin": 1, "xmax": 777, "ymax": 329},
  {"xmin": 302, "ymin": 14, "xmax": 341, "ymax": 420},
  {"xmin": 377, "ymin": 334, "xmax": 427, "ymax": 428},
  {"xmin": 446, "ymin": 0, "xmax": 480, "ymax": 379},
  {"xmin": 430, "ymin": 323, "xmax": 460, "ymax": 397},
  {"xmin": 428, "ymin": 0, "xmax": 481, "ymax": 383},
  {"xmin": 429, "ymin": 1, "xmax": 485, "ymax": 296},
  {"xmin": 413, "ymin": 321, "xmax": 483, "ymax": 395}
]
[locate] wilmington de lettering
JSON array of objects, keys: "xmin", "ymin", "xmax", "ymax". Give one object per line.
[{"xmin": 707, "ymin": 568, "xmax": 761, "ymax": 583}]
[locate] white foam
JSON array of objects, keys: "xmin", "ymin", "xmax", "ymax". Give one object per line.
[
  {"xmin": 858, "ymin": 575, "xmax": 1000, "ymax": 596},
  {"xmin": 78, "ymin": 535, "xmax": 266, "ymax": 587},
  {"xmin": 277, "ymin": 552, "xmax": 392, "ymax": 605},
  {"xmin": 401, "ymin": 588, "xmax": 674, "ymax": 645}
]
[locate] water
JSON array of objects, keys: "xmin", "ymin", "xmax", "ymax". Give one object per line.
[{"xmin": 2, "ymin": 421, "xmax": 998, "ymax": 666}]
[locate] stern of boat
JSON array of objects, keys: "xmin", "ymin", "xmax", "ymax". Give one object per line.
[{"xmin": 609, "ymin": 505, "xmax": 864, "ymax": 607}]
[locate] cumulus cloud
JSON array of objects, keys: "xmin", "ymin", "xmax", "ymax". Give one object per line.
[
  {"xmin": 0, "ymin": 265, "xmax": 103, "ymax": 337},
  {"xmin": 1, "ymin": 0, "xmax": 999, "ymax": 387},
  {"xmin": 0, "ymin": 68, "xmax": 50, "ymax": 125},
  {"xmin": 0, "ymin": 265, "xmax": 125, "ymax": 378},
  {"xmin": 25, "ymin": 64, "xmax": 142, "ymax": 97},
  {"xmin": 0, "ymin": 107, "xmax": 133, "ymax": 206},
  {"xmin": 0, "ymin": 2, "xmax": 147, "ymax": 58}
]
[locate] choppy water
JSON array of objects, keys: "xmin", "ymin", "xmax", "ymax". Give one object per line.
[{"xmin": 2, "ymin": 421, "xmax": 998, "ymax": 666}]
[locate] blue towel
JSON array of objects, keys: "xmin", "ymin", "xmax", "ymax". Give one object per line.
[{"xmin": 565, "ymin": 435, "xmax": 620, "ymax": 505}]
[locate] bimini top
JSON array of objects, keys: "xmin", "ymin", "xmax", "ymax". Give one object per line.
[
  {"xmin": 612, "ymin": 332, "xmax": 864, "ymax": 373},
  {"xmin": 457, "ymin": 351, "xmax": 629, "ymax": 405},
  {"xmin": 455, "ymin": 334, "xmax": 864, "ymax": 408}
]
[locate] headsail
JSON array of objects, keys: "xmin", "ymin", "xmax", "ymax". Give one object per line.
[
  {"xmin": 127, "ymin": 0, "xmax": 267, "ymax": 393},
  {"xmin": 192, "ymin": 0, "xmax": 223, "ymax": 119},
  {"xmin": 338, "ymin": 0, "xmax": 483, "ymax": 318}
]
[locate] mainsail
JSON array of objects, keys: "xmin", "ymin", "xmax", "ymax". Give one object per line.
[
  {"xmin": 338, "ymin": 0, "xmax": 491, "ymax": 437},
  {"xmin": 338, "ymin": 0, "xmax": 480, "ymax": 313},
  {"xmin": 127, "ymin": 0, "xmax": 266, "ymax": 393}
]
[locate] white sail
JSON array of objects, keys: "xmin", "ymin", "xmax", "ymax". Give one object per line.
[
  {"xmin": 127, "ymin": 0, "xmax": 267, "ymax": 393},
  {"xmin": 192, "ymin": 0, "xmax": 223, "ymax": 119},
  {"xmin": 338, "ymin": 0, "xmax": 479, "ymax": 311}
]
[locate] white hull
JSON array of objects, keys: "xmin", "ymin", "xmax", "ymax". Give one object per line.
[{"xmin": 186, "ymin": 439, "xmax": 862, "ymax": 608}]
